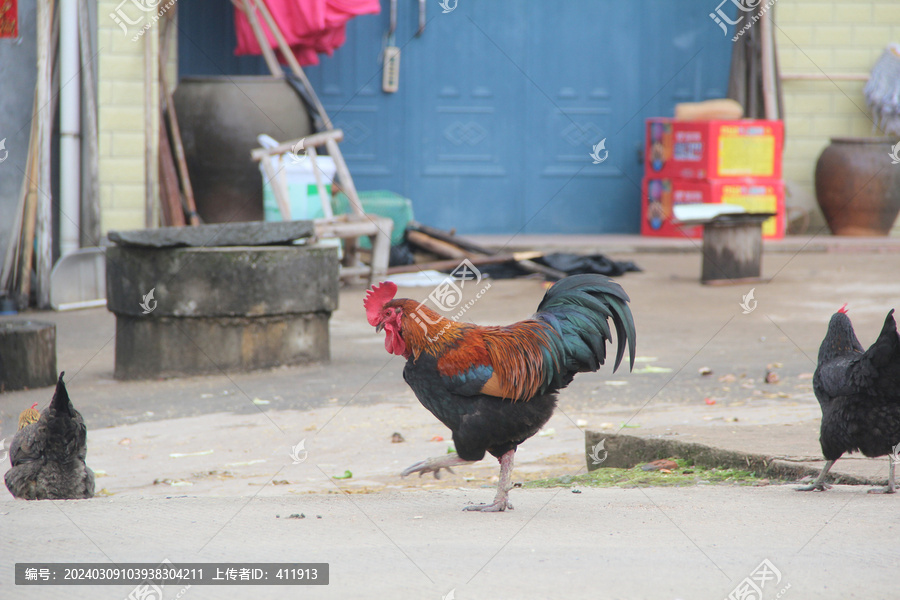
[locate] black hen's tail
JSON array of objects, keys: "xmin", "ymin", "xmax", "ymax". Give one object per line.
[
  {"xmin": 534, "ymin": 274, "xmax": 636, "ymax": 391},
  {"xmin": 45, "ymin": 372, "xmax": 88, "ymax": 464}
]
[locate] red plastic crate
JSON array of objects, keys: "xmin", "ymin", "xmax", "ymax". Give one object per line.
[
  {"xmin": 642, "ymin": 177, "xmax": 785, "ymax": 240},
  {"xmin": 645, "ymin": 118, "xmax": 783, "ymax": 180}
]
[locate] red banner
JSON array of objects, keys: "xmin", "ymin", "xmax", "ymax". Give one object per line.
[{"xmin": 0, "ymin": 0, "xmax": 17, "ymax": 38}]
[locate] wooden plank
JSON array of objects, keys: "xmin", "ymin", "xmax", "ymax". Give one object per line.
[
  {"xmin": 158, "ymin": 118, "xmax": 187, "ymax": 226},
  {"xmin": 406, "ymin": 230, "xmax": 475, "ymax": 260},
  {"xmin": 250, "ymin": 129, "xmax": 344, "ymax": 160},
  {"xmin": 407, "ymin": 221, "xmax": 567, "ymax": 280}
]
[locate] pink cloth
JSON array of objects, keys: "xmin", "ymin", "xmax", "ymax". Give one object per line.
[{"xmin": 234, "ymin": 0, "xmax": 381, "ymax": 66}]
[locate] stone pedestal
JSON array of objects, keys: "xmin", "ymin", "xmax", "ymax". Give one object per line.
[
  {"xmin": 106, "ymin": 244, "xmax": 338, "ymax": 380},
  {"xmin": 0, "ymin": 320, "xmax": 57, "ymax": 392}
]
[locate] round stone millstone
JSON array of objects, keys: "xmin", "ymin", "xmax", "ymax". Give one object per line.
[{"xmin": 105, "ymin": 244, "xmax": 339, "ymax": 380}]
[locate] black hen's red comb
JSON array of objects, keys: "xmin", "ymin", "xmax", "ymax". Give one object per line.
[{"xmin": 838, "ymin": 304, "xmax": 848, "ymax": 314}]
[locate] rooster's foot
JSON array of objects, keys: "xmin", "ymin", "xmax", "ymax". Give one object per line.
[
  {"xmin": 463, "ymin": 499, "xmax": 513, "ymax": 512},
  {"xmin": 401, "ymin": 455, "xmax": 470, "ymax": 480},
  {"xmin": 867, "ymin": 486, "xmax": 896, "ymax": 494},
  {"xmin": 795, "ymin": 482, "xmax": 831, "ymax": 492}
]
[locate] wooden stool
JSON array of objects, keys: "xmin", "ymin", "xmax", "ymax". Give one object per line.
[
  {"xmin": 0, "ymin": 320, "xmax": 57, "ymax": 392},
  {"xmin": 700, "ymin": 214, "xmax": 774, "ymax": 285}
]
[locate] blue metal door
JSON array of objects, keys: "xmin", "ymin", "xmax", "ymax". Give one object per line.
[{"xmin": 179, "ymin": 0, "xmax": 734, "ymax": 234}]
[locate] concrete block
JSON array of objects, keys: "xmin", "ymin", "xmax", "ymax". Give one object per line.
[
  {"xmin": 105, "ymin": 245, "xmax": 338, "ymax": 317},
  {"xmin": 108, "ymin": 221, "xmax": 315, "ymax": 248},
  {"xmin": 113, "ymin": 312, "xmax": 329, "ymax": 380},
  {"xmin": 106, "ymin": 244, "xmax": 338, "ymax": 379}
]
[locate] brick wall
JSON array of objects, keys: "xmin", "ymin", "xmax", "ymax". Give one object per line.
[
  {"xmin": 97, "ymin": 0, "xmax": 162, "ymax": 234},
  {"xmin": 776, "ymin": 1, "xmax": 900, "ymax": 232}
]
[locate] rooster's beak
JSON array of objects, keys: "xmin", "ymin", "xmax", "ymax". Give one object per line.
[{"xmin": 376, "ymin": 322, "xmax": 384, "ymax": 333}]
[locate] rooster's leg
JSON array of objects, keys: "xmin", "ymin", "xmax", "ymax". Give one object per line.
[
  {"xmin": 867, "ymin": 458, "xmax": 897, "ymax": 494},
  {"xmin": 796, "ymin": 460, "xmax": 835, "ymax": 492},
  {"xmin": 464, "ymin": 449, "xmax": 516, "ymax": 512},
  {"xmin": 401, "ymin": 454, "xmax": 473, "ymax": 479}
]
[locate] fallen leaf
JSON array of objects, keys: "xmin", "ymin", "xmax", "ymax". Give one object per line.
[
  {"xmin": 225, "ymin": 459, "xmax": 265, "ymax": 466},
  {"xmin": 333, "ymin": 470, "xmax": 353, "ymax": 480},
  {"xmin": 118, "ymin": 438, "xmax": 131, "ymax": 446},
  {"xmin": 430, "ymin": 435, "xmax": 444, "ymax": 442},
  {"xmin": 705, "ymin": 398, "xmax": 716, "ymax": 405},
  {"xmin": 765, "ymin": 371, "xmax": 780, "ymax": 384},
  {"xmin": 633, "ymin": 365, "xmax": 673, "ymax": 374},
  {"xmin": 252, "ymin": 398, "xmax": 270, "ymax": 405},
  {"xmin": 391, "ymin": 432, "xmax": 405, "ymax": 443},
  {"xmin": 170, "ymin": 450, "xmax": 214, "ymax": 458}
]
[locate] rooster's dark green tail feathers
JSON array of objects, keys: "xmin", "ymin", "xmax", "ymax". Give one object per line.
[{"xmin": 535, "ymin": 274, "xmax": 636, "ymax": 376}]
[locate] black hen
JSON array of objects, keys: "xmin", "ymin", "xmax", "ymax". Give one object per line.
[
  {"xmin": 4, "ymin": 372, "xmax": 95, "ymax": 500},
  {"xmin": 798, "ymin": 308, "xmax": 900, "ymax": 493}
]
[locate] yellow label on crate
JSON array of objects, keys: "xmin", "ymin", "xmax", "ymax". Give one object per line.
[
  {"xmin": 721, "ymin": 187, "xmax": 777, "ymax": 237},
  {"xmin": 717, "ymin": 134, "xmax": 775, "ymax": 176}
]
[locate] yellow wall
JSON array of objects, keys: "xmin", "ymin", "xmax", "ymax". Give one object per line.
[
  {"xmin": 776, "ymin": 0, "xmax": 900, "ymax": 232},
  {"xmin": 97, "ymin": 0, "xmax": 166, "ymax": 234}
]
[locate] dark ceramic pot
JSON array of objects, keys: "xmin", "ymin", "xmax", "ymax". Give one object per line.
[
  {"xmin": 173, "ymin": 77, "xmax": 312, "ymax": 223},
  {"xmin": 814, "ymin": 137, "xmax": 900, "ymax": 236}
]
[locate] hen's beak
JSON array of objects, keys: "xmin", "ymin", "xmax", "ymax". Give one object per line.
[{"xmin": 376, "ymin": 322, "xmax": 384, "ymax": 333}]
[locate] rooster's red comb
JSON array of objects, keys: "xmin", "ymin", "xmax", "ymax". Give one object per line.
[
  {"xmin": 30, "ymin": 403, "xmax": 37, "ymax": 409},
  {"xmin": 364, "ymin": 281, "xmax": 398, "ymax": 326},
  {"xmin": 838, "ymin": 304, "xmax": 848, "ymax": 314}
]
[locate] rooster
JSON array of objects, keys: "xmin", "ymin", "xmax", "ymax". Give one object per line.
[
  {"xmin": 797, "ymin": 307, "xmax": 900, "ymax": 493},
  {"xmin": 365, "ymin": 274, "xmax": 635, "ymax": 511},
  {"xmin": 5, "ymin": 372, "xmax": 95, "ymax": 500}
]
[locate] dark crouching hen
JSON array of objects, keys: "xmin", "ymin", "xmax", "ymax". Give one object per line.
[
  {"xmin": 5, "ymin": 372, "xmax": 95, "ymax": 500},
  {"xmin": 366, "ymin": 274, "xmax": 635, "ymax": 511},
  {"xmin": 798, "ymin": 308, "xmax": 900, "ymax": 493}
]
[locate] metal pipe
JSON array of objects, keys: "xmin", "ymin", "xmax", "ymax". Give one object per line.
[{"xmin": 59, "ymin": 0, "xmax": 81, "ymax": 255}]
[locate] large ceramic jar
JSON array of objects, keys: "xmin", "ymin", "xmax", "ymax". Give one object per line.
[
  {"xmin": 814, "ymin": 137, "xmax": 900, "ymax": 236},
  {"xmin": 174, "ymin": 77, "xmax": 312, "ymax": 223}
]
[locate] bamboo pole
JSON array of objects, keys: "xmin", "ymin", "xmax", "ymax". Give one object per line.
[
  {"xmin": 34, "ymin": 0, "xmax": 54, "ymax": 308},
  {"xmin": 143, "ymin": 27, "xmax": 155, "ymax": 228},
  {"xmin": 159, "ymin": 8, "xmax": 199, "ymax": 225},
  {"xmin": 236, "ymin": 0, "xmax": 281, "ymax": 76}
]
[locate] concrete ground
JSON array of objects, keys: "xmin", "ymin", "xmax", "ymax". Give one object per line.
[{"xmin": 2, "ymin": 237, "xmax": 900, "ymax": 598}]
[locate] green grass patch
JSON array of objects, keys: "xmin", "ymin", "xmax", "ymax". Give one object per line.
[{"xmin": 525, "ymin": 458, "xmax": 762, "ymax": 489}]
